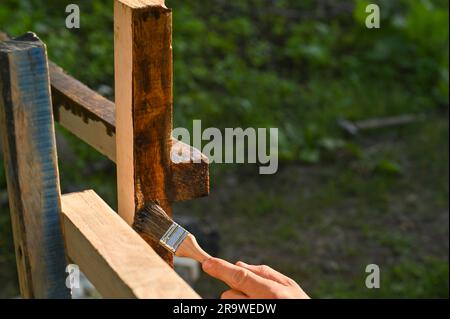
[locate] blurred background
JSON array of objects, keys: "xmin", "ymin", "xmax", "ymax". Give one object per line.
[{"xmin": 0, "ymin": 0, "xmax": 448, "ymax": 298}]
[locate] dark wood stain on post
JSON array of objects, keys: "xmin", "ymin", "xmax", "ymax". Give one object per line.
[{"xmin": 130, "ymin": 6, "xmax": 174, "ymax": 264}]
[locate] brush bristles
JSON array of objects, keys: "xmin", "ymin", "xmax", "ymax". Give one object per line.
[{"xmin": 133, "ymin": 202, "xmax": 174, "ymax": 241}]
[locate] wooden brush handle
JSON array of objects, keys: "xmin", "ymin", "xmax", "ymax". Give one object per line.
[{"xmin": 176, "ymin": 234, "xmax": 212, "ymax": 263}]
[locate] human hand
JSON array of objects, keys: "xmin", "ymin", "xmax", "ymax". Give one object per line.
[{"xmin": 202, "ymin": 258, "xmax": 310, "ymax": 299}]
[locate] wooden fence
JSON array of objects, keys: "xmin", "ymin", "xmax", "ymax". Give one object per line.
[{"xmin": 0, "ymin": 0, "xmax": 209, "ymax": 299}]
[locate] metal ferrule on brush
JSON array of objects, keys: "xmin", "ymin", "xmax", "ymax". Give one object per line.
[{"xmin": 160, "ymin": 222, "xmax": 189, "ymax": 253}]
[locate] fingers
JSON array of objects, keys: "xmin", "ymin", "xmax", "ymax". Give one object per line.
[
  {"xmin": 202, "ymin": 258, "xmax": 275, "ymax": 296},
  {"xmin": 221, "ymin": 289, "xmax": 249, "ymax": 299},
  {"xmin": 236, "ymin": 261, "xmax": 294, "ymax": 286}
]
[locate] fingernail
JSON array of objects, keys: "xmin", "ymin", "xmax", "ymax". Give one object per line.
[{"xmin": 236, "ymin": 261, "xmax": 248, "ymax": 267}]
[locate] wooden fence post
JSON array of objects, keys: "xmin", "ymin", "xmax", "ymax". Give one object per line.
[
  {"xmin": 0, "ymin": 33, "xmax": 70, "ymax": 298},
  {"xmin": 115, "ymin": 0, "xmax": 175, "ymax": 264}
]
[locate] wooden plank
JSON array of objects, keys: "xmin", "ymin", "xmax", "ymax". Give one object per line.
[
  {"xmin": 115, "ymin": 0, "xmax": 135, "ymax": 226},
  {"xmin": 1, "ymin": 30, "xmax": 209, "ymax": 203},
  {"xmin": 61, "ymin": 190, "xmax": 200, "ymax": 299},
  {"xmin": 0, "ymin": 33, "xmax": 70, "ymax": 298},
  {"xmin": 49, "ymin": 62, "xmax": 116, "ymax": 161},
  {"xmin": 115, "ymin": 0, "xmax": 177, "ymax": 263}
]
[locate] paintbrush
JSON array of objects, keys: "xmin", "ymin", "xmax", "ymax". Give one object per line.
[{"xmin": 133, "ymin": 202, "xmax": 212, "ymax": 264}]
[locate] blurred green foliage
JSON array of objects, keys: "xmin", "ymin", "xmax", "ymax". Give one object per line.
[{"xmin": 0, "ymin": 0, "xmax": 448, "ymax": 163}]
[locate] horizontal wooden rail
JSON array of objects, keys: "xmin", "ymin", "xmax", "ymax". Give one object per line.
[
  {"xmin": 0, "ymin": 31, "xmax": 209, "ymax": 203},
  {"xmin": 49, "ymin": 62, "xmax": 116, "ymax": 161},
  {"xmin": 61, "ymin": 189, "xmax": 200, "ymax": 299}
]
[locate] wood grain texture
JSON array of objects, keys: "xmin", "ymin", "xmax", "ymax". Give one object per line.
[
  {"xmin": 0, "ymin": 33, "xmax": 70, "ymax": 298},
  {"xmin": 118, "ymin": 0, "xmax": 166, "ymax": 8},
  {"xmin": 171, "ymin": 140, "xmax": 209, "ymax": 201},
  {"xmin": 115, "ymin": 0, "xmax": 135, "ymax": 226},
  {"xmin": 61, "ymin": 190, "xmax": 200, "ymax": 299},
  {"xmin": 49, "ymin": 62, "xmax": 116, "ymax": 161},
  {"xmin": 115, "ymin": 0, "xmax": 178, "ymax": 264}
]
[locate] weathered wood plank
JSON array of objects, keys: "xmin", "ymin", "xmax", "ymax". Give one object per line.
[
  {"xmin": 49, "ymin": 62, "xmax": 116, "ymax": 161},
  {"xmin": 61, "ymin": 189, "xmax": 200, "ymax": 299},
  {"xmin": 0, "ymin": 33, "xmax": 70, "ymax": 298},
  {"xmin": 115, "ymin": 0, "xmax": 176, "ymax": 263}
]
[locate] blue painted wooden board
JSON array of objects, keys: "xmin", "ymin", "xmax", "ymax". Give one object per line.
[{"xmin": 0, "ymin": 33, "xmax": 70, "ymax": 298}]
